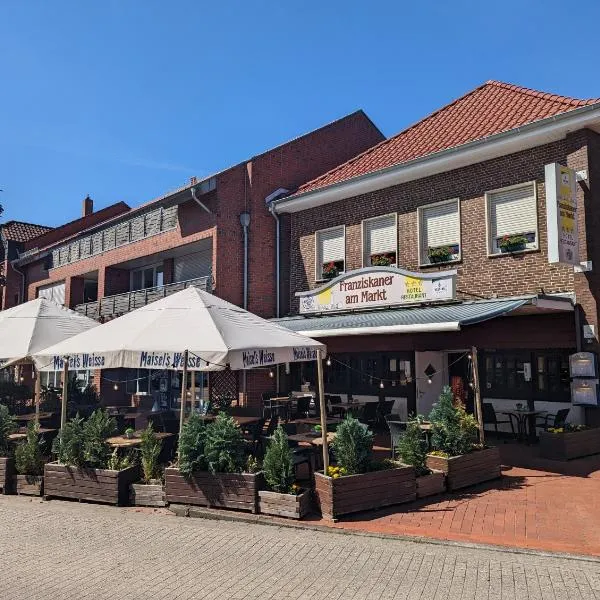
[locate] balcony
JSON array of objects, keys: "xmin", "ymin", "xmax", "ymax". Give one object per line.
[{"xmin": 73, "ymin": 276, "xmax": 212, "ymax": 321}]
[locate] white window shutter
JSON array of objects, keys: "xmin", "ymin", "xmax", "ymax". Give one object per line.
[
  {"xmin": 422, "ymin": 201, "xmax": 460, "ymax": 250},
  {"xmin": 364, "ymin": 215, "xmax": 396, "ymax": 256},
  {"xmin": 490, "ymin": 184, "xmax": 537, "ymax": 238},
  {"xmin": 317, "ymin": 228, "xmax": 345, "ymax": 265}
]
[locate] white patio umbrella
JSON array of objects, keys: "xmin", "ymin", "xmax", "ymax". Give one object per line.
[
  {"xmin": 0, "ymin": 298, "xmax": 99, "ymax": 420},
  {"xmin": 34, "ymin": 287, "xmax": 331, "ymax": 469}
]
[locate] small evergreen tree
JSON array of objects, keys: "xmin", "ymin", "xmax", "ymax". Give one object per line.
[
  {"xmin": 203, "ymin": 413, "xmax": 246, "ymax": 474},
  {"xmin": 331, "ymin": 416, "xmax": 373, "ymax": 475},
  {"xmin": 0, "ymin": 404, "xmax": 15, "ymax": 457},
  {"xmin": 52, "ymin": 415, "xmax": 86, "ymax": 466},
  {"xmin": 263, "ymin": 426, "xmax": 294, "ymax": 493},
  {"xmin": 178, "ymin": 413, "xmax": 207, "ymax": 477},
  {"xmin": 429, "ymin": 386, "xmax": 478, "ymax": 456},
  {"xmin": 140, "ymin": 423, "xmax": 162, "ymax": 483},
  {"xmin": 396, "ymin": 417, "xmax": 428, "ymax": 476},
  {"xmin": 15, "ymin": 422, "xmax": 44, "ymax": 475},
  {"xmin": 82, "ymin": 409, "xmax": 116, "ymax": 469}
]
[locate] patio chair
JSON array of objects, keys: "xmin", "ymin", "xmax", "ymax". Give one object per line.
[
  {"xmin": 482, "ymin": 403, "xmax": 516, "ymax": 437},
  {"xmin": 242, "ymin": 417, "xmax": 266, "ymax": 455},
  {"xmin": 384, "ymin": 415, "xmax": 407, "ymax": 458},
  {"xmin": 259, "ymin": 415, "xmax": 280, "ymax": 454},
  {"xmin": 292, "ymin": 446, "xmax": 314, "ymax": 481},
  {"xmin": 359, "ymin": 402, "xmax": 379, "ymax": 429},
  {"xmin": 536, "ymin": 408, "xmax": 570, "ymax": 431},
  {"xmin": 294, "ymin": 396, "xmax": 311, "ymax": 419},
  {"xmin": 377, "ymin": 399, "xmax": 395, "ymax": 428}
]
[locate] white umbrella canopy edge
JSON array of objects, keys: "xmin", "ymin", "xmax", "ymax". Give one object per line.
[{"xmin": 32, "ymin": 286, "xmax": 326, "ymax": 372}]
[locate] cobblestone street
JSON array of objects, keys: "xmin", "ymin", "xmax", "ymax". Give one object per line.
[{"xmin": 1, "ymin": 496, "xmax": 600, "ymax": 599}]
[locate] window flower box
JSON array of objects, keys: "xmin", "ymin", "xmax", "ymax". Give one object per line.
[
  {"xmin": 314, "ymin": 465, "xmax": 416, "ymax": 521},
  {"xmin": 258, "ymin": 488, "xmax": 311, "ymax": 519},
  {"xmin": 370, "ymin": 252, "xmax": 396, "ymax": 267},
  {"xmin": 425, "ymin": 447, "xmax": 501, "ymax": 491},
  {"xmin": 322, "ymin": 261, "xmax": 344, "ymax": 280},
  {"xmin": 0, "ymin": 457, "xmax": 14, "ymax": 494},
  {"xmin": 498, "ymin": 234, "xmax": 528, "ymax": 253},
  {"xmin": 164, "ymin": 468, "xmax": 265, "ymax": 513},
  {"xmin": 427, "ymin": 246, "xmax": 453, "ymax": 264},
  {"xmin": 539, "ymin": 428, "xmax": 600, "ymax": 461},
  {"xmin": 44, "ymin": 462, "xmax": 140, "ymax": 506}
]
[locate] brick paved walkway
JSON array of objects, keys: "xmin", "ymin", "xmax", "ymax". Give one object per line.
[
  {"xmin": 2, "ymin": 495, "xmax": 600, "ymax": 599},
  {"xmin": 307, "ymin": 444, "xmax": 600, "ymax": 557}
]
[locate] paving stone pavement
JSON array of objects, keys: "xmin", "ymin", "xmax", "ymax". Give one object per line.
[{"xmin": 1, "ymin": 495, "xmax": 600, "ymax": 600}]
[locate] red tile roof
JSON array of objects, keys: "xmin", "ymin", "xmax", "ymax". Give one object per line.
[
  {"xmin": 1, "ymin": 221, "xmax": 53, "ymax": 243},
  {"xmin": 297, "ymin": 81, "xmax": 600, "ymax": 194}
]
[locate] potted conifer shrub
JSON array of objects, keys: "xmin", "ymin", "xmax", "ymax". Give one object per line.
[
  {"xmin": 425, "ymin": 386, "xmax": 501, "ymax": 491},
  {"xmin": 314, "ymin": 416, "xmax": 416, "ymax": 521},
  {"xmin": 14, "ymin": 422, "xmax": 45, "ymax": 496},
  {"xmin": 131, "ymin": 424, "xmax": 166, "ymax": 507},
  {"xmin": 0, "ymin": 405, "xmax": 16, "ymax": 494},
  {"xmin": 397, "ymin": 417, "xmax": 445, "ymax": 499},
  {"xmin": 258, "ymin": 426, "xmax": 311, "ymax": 519},
  {"xmin": 45, "ymin": 409, "xmax": 140, "ymax": 506},
  {"xmin": 165, "ymin": 413, "xmax": 264, "ymax": 513}
]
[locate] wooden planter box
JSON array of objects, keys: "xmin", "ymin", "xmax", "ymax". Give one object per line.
[
  {"xmin": 131, "ymin": 482, "xmax": 166, "ymax": 507},
  {"xmin": 44, "ymin": 462, "xmax": 140, "ymax": 506},
  {"xmin": 0, "ymin": 457, "xmax": 14, "ymax": 494},
  {"xmin": 426, "ymin": 447, "xmax": 501, "ymax": 491},
  {"xmin": 314, "ymin": 465, "xmax": 416, "ymax": 520},
  {"xmin": 258, "ymin": 489, "xmax": 311, "ymax": 519},
  {"xmin": 539, "ymin": 429, "xmax": 600, "ymax": 461},
  {"xmin": 15, "ymin": 475, "xmax": 43, "ymax": 496},
  {"xmin": 165, "ymin": 468, "xmax": 264, "ymax": 513},
  {"xmin": 416, "ymin": 470, "xmax": 446, "ymax": 499}
]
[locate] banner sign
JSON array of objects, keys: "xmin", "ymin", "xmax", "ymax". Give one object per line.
[
  {"xmin": 545, "ymin": 163, "xmax": 580, "ymax": 266},
  {"xmin": 296, "ymin": 267, "xmax": 456, "ymax": 314},
  {"xmin": 41, "ymin": 345, "xmax": 321, "ymax": 372}
]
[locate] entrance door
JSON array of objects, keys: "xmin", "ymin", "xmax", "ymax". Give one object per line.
[{"xmin": 415, "ymin": 351, "xmax": 447, "ymax": 417}]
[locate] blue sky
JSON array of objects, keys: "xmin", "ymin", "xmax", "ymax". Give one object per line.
[{"xmin": 1, "ymin": 1, "xmax": 599, "ymax": 227}]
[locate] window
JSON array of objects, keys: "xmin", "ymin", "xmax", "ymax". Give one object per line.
[
  {"xmin": 40, "ymin": 370, "xmax": 89, "ymax": 389},
  {"xmin": 362, "ymin": 214, "xmax": 397, "ymax": 267},
  {"xmin": 482, "ymin": 349, "xmax": 571, "ymax": 402},
  {"xmin": 37, "ymin": 281, "xmax": 66, "ymax": 305},
  {"xmin": 486, "ymin": 182, "xmax": 538, "ymax": 254},
  {"xmin": 315, "ymin": 226, "xmax": 345, "ymax": 280},
  {"xmin": 418, "ymin": 199, "xmax": 460, "ymax": 265},
  {"xmin": 130, "ymin": 264, "xmax": 164, "ymax": 292}
]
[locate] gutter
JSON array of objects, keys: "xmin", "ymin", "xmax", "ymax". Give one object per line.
[{"xmin": 273, "ymin": 103, "xmax": 600, "ymax": 214}]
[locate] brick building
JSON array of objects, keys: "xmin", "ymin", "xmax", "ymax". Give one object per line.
[
  {"xmin": 8, "ymin": 111, "xmax": 384, "ymax": 408},
  {"xmin": 273, "ymin": 81, "xmax": 600, "ymax": 427}
]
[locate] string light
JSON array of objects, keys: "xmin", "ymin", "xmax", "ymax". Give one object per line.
[
  {"xmin": 427, "ymin": 378, "xmax": 432, "ymax": 385},
  {"xmin": 268, "ymin": 370, "xmax": 274, "ymax": 378},
  {"xmin": 326, "ymin": 357, "xmax": 332, "ymax": 367},
  {"xmin": 19, "ymin": 376, "xmax": 24, "ymax": 383},
  {"xmin": 113, "ymin": 384, "xmax": 119, "ymax": 391},
  {"xmin": 379, "ymin": 380, "xmax": 384, "ymax": 389}
]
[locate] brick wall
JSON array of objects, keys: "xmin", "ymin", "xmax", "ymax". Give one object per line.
[{"xmin": 290, "ymin": 130, "xmax": 599, "ymax": 349}]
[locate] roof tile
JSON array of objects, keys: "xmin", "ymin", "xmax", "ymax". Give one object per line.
[
  {"xmin": 297, "ymin": 81, "xmax": 600, "ymax": 194},
  {"xmin": 1, "ymin": 221, "xmax": 52, "ymax": 243}
]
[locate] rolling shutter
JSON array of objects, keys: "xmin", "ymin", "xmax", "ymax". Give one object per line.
[
  {"xmin": 37, "ymin": 281, "xmax": 66, "ymax": 305},
  {"xmin": 421, "ymin": 201, "xmax": 460, "ymax": 249},
  {"xmin": 364, "ymin": 215, "xmax": 396, "ymax": 258},
  {"xmin": 174, "ymin": 248, "xmax": 212, "ymax": 282},
  {"xmin": 317, "ymin": 227, "xmax": 345, "ymax": 266},
  {"xmin": 490, "ymin": 184, "xmax": 537, "ymax": 239}
]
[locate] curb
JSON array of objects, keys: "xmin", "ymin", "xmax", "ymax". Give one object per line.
[{"xmin": 169, "ymin": 504, "xmax": 600, "ymax": 564}]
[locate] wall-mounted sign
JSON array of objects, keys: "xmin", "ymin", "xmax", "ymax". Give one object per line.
[
  {"xmin": 296, "ymin": 267, "xmax": 456, "ymax": 314},
  {"xmin": 545, "ymin": 163, "xmax": 580, "ymax": 266},
  {"xmin": 569, "ymin": 352, "xmax": 597, "ymax": 378},
  {"xmin": 571, "ymin": 378, "xmax": 598, "ymax": 406}
]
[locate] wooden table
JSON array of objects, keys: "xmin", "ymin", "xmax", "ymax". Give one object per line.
[
  {"xmin": 106, "ymin": 431, "xmax": 174, "ymax": 449},
  {"xmin": 201, "ymin": 414, "xmax": 262, "ymax": 428},
  {"xmin": 293, "ymin": 417, "xmax": 343, "ymax": 426},
  {"xmin": 8, "ymin": 427, "xmax": 57, "ymax": 442},
  {"xmin": 287, "ymin": 432, "xmax": 336, "ymax": 446},
  {"xmin": 15, "ymin": 412, "xmax": 54, "ymax": 424}
]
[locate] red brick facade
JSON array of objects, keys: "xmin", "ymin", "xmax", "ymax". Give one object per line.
[{"xmin": 289, "ymin": 129, "xmax": 600, "ymax": 352}]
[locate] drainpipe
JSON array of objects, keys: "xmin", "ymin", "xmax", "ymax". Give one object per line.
[
  {"xmin": 191, "ymin": 187, "xmax": 212, "ymax": 214},
  {"xmin": 10, "ymin": 260, "xmax": 26, "ymax": 305},
  {"xmin": 239, "ymin": 212, "xmax": 251, "ymax": 310},
  {"xmin": 265, "ymin": 188, "xmax": 290, "ymax": 319}
]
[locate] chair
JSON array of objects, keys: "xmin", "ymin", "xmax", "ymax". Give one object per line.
[
  {"xmin": 292, "ymin": 447, "xmax": 314, "ymax": 481},
  {"xmin": 377, "ymin": 399, "xmax": 395, "ymax": 428},
  {"xmin": 259, "ymin": 415, "xmax": 280, "ymax": 455},
  {"xmin": 536, "ymin": 408, "xmax": 570, "ymax": 431},
  {"xmin": 359, "ymin": 402, "xmax": 379, "ymax": 429},
  {"xmin": 482, "ymin": 403, "xmax": 516, "ymax": 436},
  {"xmin": 384, "ymin": 415, "xmax": 407, "ymax": 458},
  {"xmin": 294, "ymin": 396, "xmax": 311, "ymax": 419},
  {"xmin": 242, "ymin": 417, "xmax": 266, "ymax": 455}
]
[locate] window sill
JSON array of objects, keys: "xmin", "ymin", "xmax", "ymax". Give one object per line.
[
  {"xmin": 315, "ymin": 274, "xmax": 345, "ymax": 284},
  {"xmin": 487, "ymin": 247, "xmax": 539, "ymax": 259},
  {"xmin": 418, "ymin": 258, "xmax": 462, "ymax": 269}
]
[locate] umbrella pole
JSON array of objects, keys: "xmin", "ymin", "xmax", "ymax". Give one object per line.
[
  {"xmin": 34, "ymin": 368, "xmax": 41, "ymax": 425},
  {"xmin": 471, "ymin": 346, "xmax": 485, "ymax": 445},
  {"xmin": 191, "ymin": 371, "xmax": 196, "ymax": 414},
  {"xmin": 178, "ymin": 350, "xmax": 189, "ymax": 438},
  {"xmin": 60, "ymin": 359, "xmax": 69, "ymax": 430},
  {"xmin": 316, "ymin": 350, "xmax": 329, "ymax": 474}
]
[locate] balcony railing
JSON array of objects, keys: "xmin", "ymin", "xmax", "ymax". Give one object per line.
[{"xmin": 73, "ymin": 276, "xmax": 212, "ymax": 321}]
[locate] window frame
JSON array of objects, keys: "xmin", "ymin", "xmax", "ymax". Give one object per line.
[
  {"xmin": 485, "ymin": 181, "xmax": 538, "ymax": 257},
  {"xmin": 417, "ymin": 198, "xmax": 462, "ymax": 267},
  {"xmin": 361, "ymin": 213, "xmax": 398, "ymax": 268},
  {"xmin": 314, "ymin": 225, "xmax": 346, "ymax": 282}
]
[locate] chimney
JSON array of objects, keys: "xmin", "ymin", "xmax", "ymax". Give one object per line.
[
  {"xmin": 190, "ymin": 176, "xmax": 198, "ymax": 186},
  {"xmin": 82, "ymin": 195, "xmax": 93, "ymax": 217}
]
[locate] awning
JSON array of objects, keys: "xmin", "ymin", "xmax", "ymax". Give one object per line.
[{"xmin": 274, "ymin": 296, "xmax": 573, "ymax": 338}]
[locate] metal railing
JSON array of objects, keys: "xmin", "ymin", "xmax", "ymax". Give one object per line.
[{"xmin": 74, "ymin": 276, "xmax": 211, "ymax": 320}]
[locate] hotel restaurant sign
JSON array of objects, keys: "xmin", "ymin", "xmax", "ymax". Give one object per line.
[{"xmin": 297, "ymin": 266, "xmax": 457, "ymax": 315}]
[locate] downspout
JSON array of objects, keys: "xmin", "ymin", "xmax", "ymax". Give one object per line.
[
  {"xmin": 239, "ymin": 212, "xmax": 251, "ymax": 309},
  {"xmin": 11, "ymin": 259, "xmax": 26, "ymax": 306},
  {"xmin": 190, "ymin": 187, "xmax": 212, "ymax": 214}
]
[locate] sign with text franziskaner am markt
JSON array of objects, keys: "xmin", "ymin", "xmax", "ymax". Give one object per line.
[
  {"xmin": 297, "ymin": 267, "xmax": 456, "ymax": 314},
  {"xmin": 545, "ymin": 162, "xmax": 580, "ymax": 266}
]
